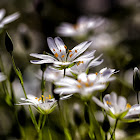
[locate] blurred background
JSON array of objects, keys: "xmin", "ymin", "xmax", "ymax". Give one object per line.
[{"xmin": 0, "ymin": 0, "xmax": 140, "ymax": 139}]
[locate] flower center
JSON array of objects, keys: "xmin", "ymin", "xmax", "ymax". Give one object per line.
[
  {"xmin": 77, "ymin": 61, "xmax": 84, "ymax": 66},
  {"xmin": 35, "ymin": 95, "xmax": 52, "ymax": 102},
  {"xmin": 106, "ymin": 101, "xmax": 112, "ymax": 105}
]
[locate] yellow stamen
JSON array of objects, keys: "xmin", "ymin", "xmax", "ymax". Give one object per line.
[
  {"xmin": 95, "ymin": 72, "xmax": 98, "ymax": 75},
  {"xmin": 53, "ymin": 49, "xmax": 55, "ymax": 51},
  {"xmin": 64, "ymin": 45, "xmax": 67, "ymax": 49},
  {"xmin": 69, "ymin": 54, "xmax": 73, "ymax": 58},
  {"xmin": 54, "ymin": 53, "xmax": 58, "ymax": 58},
  {"xmin": 106, "ymin": 101, "xmax": 111, "ymax": 105},
  {"xmin": 69, "ymin": 50, "xmax": 72, "ymax": 52},
  {"xmin": 46, "ymin": 97, "xmax": 48, "ymax": 99},
  {"xmin": 90, "ymin": 83, "xmax": 94, "ymax": 86},
  {"xmin": 61, "ymin": 55, "xmax": 65, "ymax": 58},
  {"xmin": 41, "ymin": 95, "xmax": 44, "ymax": 97},
  {"xmin": 78, "ymin": 79, "xmax": 81, "ymax": 83},
  {"xmin": 35, "ymin": 97, "xmax": 38, "ymax": 99},
  {"xmin": 75, "ymin": 50, "xmax": 77, "ymax": 53},
  {"xmin": 77, "ymin": 84, "xmax": 82, "ymax": 88},
  {"xmin": 49, "ymin": 95, "xmax": 51, "ymax": 99},
  {"xmin": 77, "ymin": 62, "xmax": 80, "ymax": 66},
  {"xmin": 85, "ymin": 82, "xmax": 89, "ymax": 87},
  {"xmin": 39, "ymin": 97, "xmax": 42, "ymax": 100},
  {"xmin": 38, "ymin": 99, "xmax": 40, "ymax": 101},
  {"xmin": 126, "ymin": 103, "xmax": 131, "ymax": 109},
  {"xmin": 43, "ymin": 99, "xmax": 45, "ymax": 102}
]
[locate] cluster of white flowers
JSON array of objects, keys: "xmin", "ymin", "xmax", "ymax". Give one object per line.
[{"xmin": 16, "ymin": 15, "xmax": 140, "ymax": 124}]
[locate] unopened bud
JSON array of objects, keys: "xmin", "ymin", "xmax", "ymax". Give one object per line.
[
  {"xmin": 133, "ymin": 67, "xmax": 140, "ymax": 92},
  {"xmin": 102, "ymin": 115, "xmax": 110, "ymax": 133}
]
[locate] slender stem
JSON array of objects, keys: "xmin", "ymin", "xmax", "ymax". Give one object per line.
[
  {"xmin": 64, "ymin": 68, "xmax": 66, "ymax": 77},
  {"xmin": 46, "ymin": 115, "xmax": 52, "ymax": 140},
  {"xmin": 137, "ymin": 91, "xmax": 139, "ymax": 104},
  {"xmin": 11, "ymin": 55, "xmax": 27, "ymax": 98},
  {"xmin": 110, "ymin": 119, "xmax": 118, "ymax": 140},
  {"xmin": 11, "ymin": 54, "xmax": 39, "ymax": 132},
  {"xmin": 105, "ymin": 133, "xmax": 107, "ymax": 140},
  {"xmin": 58, "ymin": 102, "xmax": 72, "ymax": 140}
]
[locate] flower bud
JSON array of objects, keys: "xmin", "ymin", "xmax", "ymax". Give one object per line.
[
  {"xmin": 133, "ymin": 67, "xmax": 140, "ymax": 92},
  {"xmin": 5, "ymin": 32, "xmax": 13, "ymax": 54},
  {"xmin": 102, "ymin": 115, "xmax": 110, "ymax": 133}
]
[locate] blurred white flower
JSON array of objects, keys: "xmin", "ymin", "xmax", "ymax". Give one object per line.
[
  {"xmin": 56, "ymin": 16, "xmax": 104, "ymax": 37},
  {"xmin": 92, "ymin": 92, "xmax": 140, "ymax": 121},
  {"xmin": 37, "ymin": 67, "xmax": 64, "ymax": 82},
  {"xmin": 0, "ymin": 72, "xmax": 6, "ymax": 82},
  {"xmin": 54, "ymin": 68, "xmax": 116, "ymax": 99},
  {"xmin": 0, "ymin": 9, "xmax": 20, "ymax": 31},
  {"xmin": 30, "ymin": 37, "xmax": 93, "ymax": 69},
  {"xmin": 17, "ymin": 94, "xmax": 72, "ymax": 114}
]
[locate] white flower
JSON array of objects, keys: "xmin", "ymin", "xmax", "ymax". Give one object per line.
[
  {"xmin": 54, "ymin": 68, "xmax": 115, "ymax": 99},
  {"xmin": 70, "ymin": 52, "xmax": 103, "ymax": 75},
  {"xmin": 56, "ymin": 16, "xmax": 104, "ymax": 37},
  {"xmin": 30, "ymin": 37, "xmax": 92, "ymax": 69},
  {"xmin": 0, "ymin": 72, "xmax": 6, "ymax": 82},
  {"xmin": 0, "ymin": 9, "xmax": 20, "ymax": 31},
  {"xmin": 37, "ymin": 67, "xmax": 64, "ymax": 82},
  {"xmin": 17, "ymin": 94, "xmax": 72, "ymax": 114},
  {"xmin": 92, "ymin": 92, "xmax": 140, "ymax": 121}
]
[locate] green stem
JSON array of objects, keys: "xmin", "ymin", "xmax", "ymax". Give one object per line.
[
  {"xmin": 38, "ymin": 130, "xmax": 42, "ymax": 140},
  {"xmin": 46, "ymin": 115, "xmax": 52, "ymax": 140},
  {"xmin": 105, "ymin": 133, "xmax": 107, "ymax": 140},
  {"xmin": 11, "ymin": 55, "xmax": 27, "ymax": 98},
  {"xmin": 110, "ymin": 119, "xmax": 118, "ymax": 140},
  {"xmin": 58, "ymin": 102, "xmax": 72, "ymax": 140},
  {"xmin": 11, "ymin": 54, "xmax": 39, "ymax": 132},
  {"xmin": 137, "ymin": 91, "xmax": 139, "ymax": 104}
]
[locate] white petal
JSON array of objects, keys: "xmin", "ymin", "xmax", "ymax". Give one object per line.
[
  {"xmin": 85, "ymin": 84, "xmax": 106, "ymax": 93},
  {"xmin": 67, "ymin": 41, "xmax": 92, "ymax": 61},
  {"xmin": 60, "ymin": 94, "xmax": 73, "ymax": 100},
  {"xmin": 47, "ymin": 37, "xmax": 61, "ymax": 55},
  {"xmin": 30, "ymin": 59, "xmax": 54, "ymax": 64},
  {"xmin": 55, "ymin": 77, "xmax": 78, "ymax": 86},
  {"xmin": 54, "ymin": 37, "xmax": 66, "ymax": 55},
  {"xmin": 117, "ymin": 96, "xmax": 127, "ymax": 111},
  {"xmin": 54, "ymin": 87, "xmax": 79, "ymax": 94},
  {"xmin": 30, "ymin": 53, "xmax": 56, "ymax": 60},
  {"xmin": 92, "ymin": 96, "xmax": 108, "ymax": 110},
  {"xmin": 0, "ymin": 9, "xmax": 6, "ymax": 21},
  {"xmin": 2, "ymin": 12, "xmax": 20, "ymax": 25},
  {"xmin": 78, "ymin": 73, "xmax": 87, "ymax": 83}
]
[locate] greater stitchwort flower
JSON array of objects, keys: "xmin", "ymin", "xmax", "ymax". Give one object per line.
[
  {"xmin": 30, "ymin": 37, "xmax": 93, "ymax": 69},
  {"xmin": 55, "ymin": 68, "xmax": 116, "ymax": 99},
  {"xmin": 70, "ymin": 52, "xmax": 103, "ymax": 75},
  {"xmin": 17, "ymin": 94, "xmax": 72, "ymax": 114},
  {"xmin": 92, "ymin": 92, "xmax": 140, "ymax": 121},
  {"xmin": 56, "ymin": 16, "xmax": 104, "ymax": 37},
  {"xmin": 0, "ymin": 9, "xmax": 20, "ymax": 32}
]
